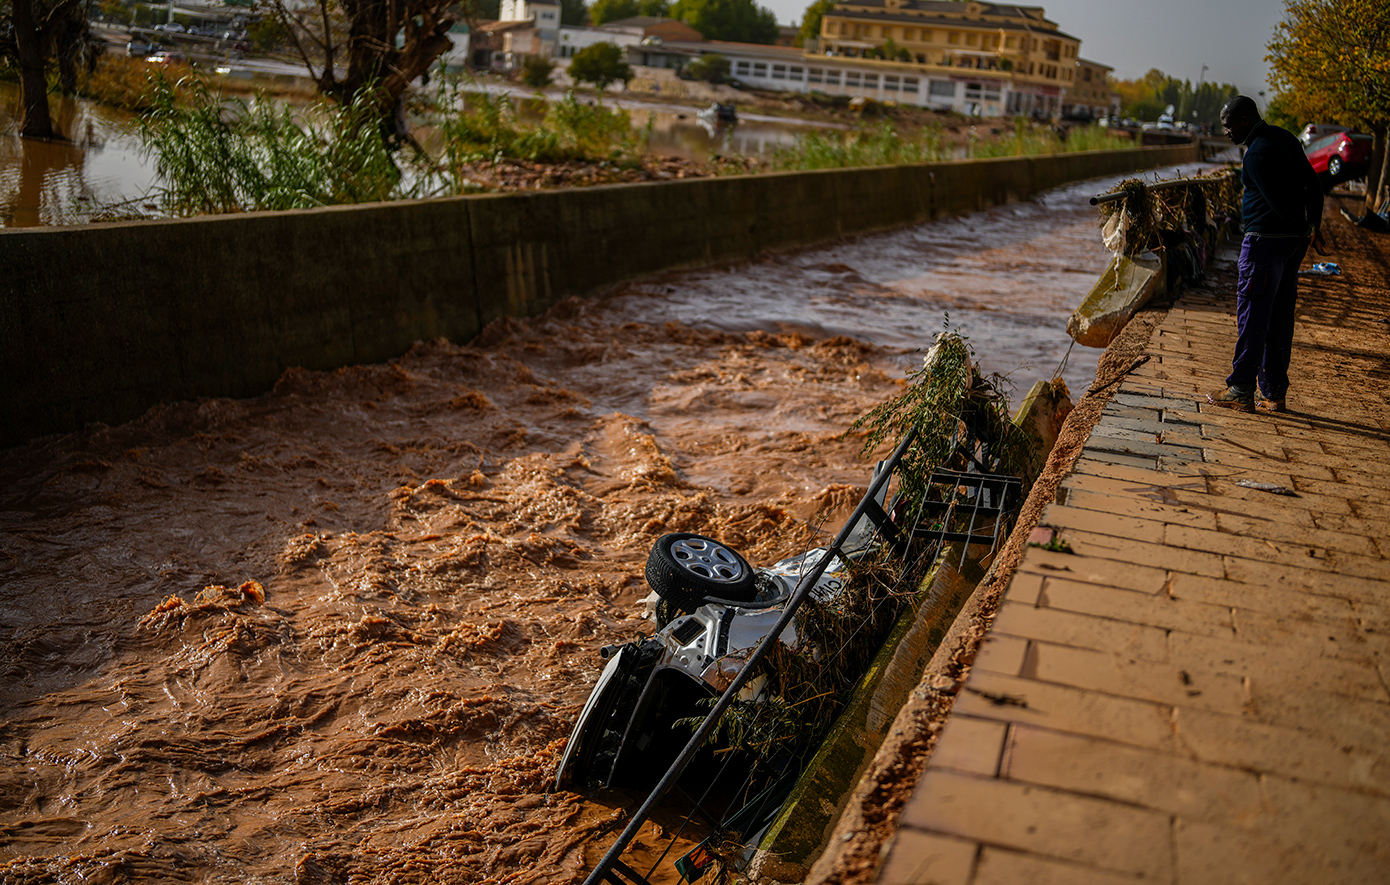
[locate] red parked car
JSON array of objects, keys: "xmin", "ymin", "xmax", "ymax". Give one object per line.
[{"xmin": 1304, "ymin": 130, "xmax": 1373, "ymax": 187}]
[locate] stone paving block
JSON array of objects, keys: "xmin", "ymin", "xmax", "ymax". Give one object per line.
[
  {"xmin": 1242, "ymin": 674, "xmax": 1390, "ymax": 750},
  {"xmin": 1092, "ymin": 418, "xmax": 1205, "ymax": 444},
  {"xmin": 1038, "ymin": 577, "xmax": 1235, "ymax": 638},
  {"xmin": 1320, "ymin": 440, "xmax": 1390, "ymax": 465},
  {"xmin": 1167, "ymin": 630, "xmax": 1390, "ymax": 703},
  {"xmin": 1305, "ymin": 549, "xmax": 1390, "ymax": 582},
  {"xmin": 1254, "ymin": 777, "xmax": 1390, "ymax": 882},
  {"xmin": 1038, "ymin": 503, "xmax": 1165, "ymax": 545},
  {"xmin": 1173, "ymin": 819, "xmax": 1311, "ymax": 885},
  {"xmin": 1165, "ymin": 523, "xmax": 1343, "ymax": 574},
  {"xmin": 1232, "ymin": 605, "xmax": 1383, "ymax": 663},
  {"xmin": 1217, "ymin": 555, "xmax": 1389, "ymax": 605},
  {"xmin": 953, "ymin": 671, "xmax": 1177, "ymax": 751},
  {"xmin": 973, "ymin": 635, "xmax": 1028, "ymax": 677},
  {"xmin": 1016, "ymin": 548, "xmax": 1169, "ymax": 594},
  {"xmin": 897, "ymin": 769, "xmax": 1174, "ymax": 880},
  {"xmin": 972, "ymin": 847, "xmax": 1147, "ymax": 885},
  {"xmin": 1278, "ymin": 446, "xmax": 1390, "ymax": 472},
  {"xmin": 992, "ymin": 600, "xmax": 1171, "ymax": 661},
  {"xmin": 1213, "ymin": 511, "xmax": 1379, "ymax": 558},
  {"xmin": 929, "ymin": 715, "xmax": 1008, "ymax": 777},
  {"xmin": 1329, "ymin": 466, "xmax": 1390, "ymax": 492},
  {"xmin": 1312, "ymin": 509, "xmax": 1390, "ymax": 539},
  {"xmin": 1165, "ymin": 571, "xmax": 1356, "ymax": 624},
  {"xmin": 1002, "ymin": 723, "xmax": 1262, "ymax": 824},
  {"xmin": 1350, "ymin": 498, "xmax": 1390, "ymax": 522},
  {"xmin": 1201, "ymin": 475, "xmax": 1352, "ymax": 514},
  {"xmin": 1069, "ymin": 459, "xmax": 1212, "ymax": 486},
  {"xmin": 878, "ymin": 829, "xmax": 976, "ymax": 885},
  {"xmin": 1056, "ymin": 529, "xmax": 1226, "ymax": 578},
  {"xmin": 1019, "ymin": 640, "xmax": 1246, "ymax": 714},
  {"xmin": 1056, "ymin": 487, "xmax": 1218, "ymax": 530},
  {"xmin": 1078, "ymin": 449, "xmax": 1160, "ymax": 471},
  {"xmin": 1084, "ymin": 435, "xmax": 1203, "ymax": 462},
  {"xmin": 1176, "ymin": 705, "xmax": 1390, "ymax": 793},
  {"xmin": 1003, "ymin": 570, "xmax": 1043, "ymax": 605},
  {"xmin": 1111, "ymin": 392, "xmax": 1195, "ymax": 412},
  {"xmin": 1286, "ymin": 475, "xmax": 1387, "ymax": 504}
]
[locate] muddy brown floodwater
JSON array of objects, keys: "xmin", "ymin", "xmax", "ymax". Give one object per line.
[{"xmin": 0, "ymin": 165, "xmax": 1205, "ymax": 884}]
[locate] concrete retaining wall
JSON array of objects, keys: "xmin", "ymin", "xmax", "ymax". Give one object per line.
[{"xmin": 0, "ymin": 143, "xmax": 1197, "ymax": 448}]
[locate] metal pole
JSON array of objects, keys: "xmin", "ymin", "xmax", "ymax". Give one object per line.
[{"xmin": 581, "ymin": 427, "xmax": 920, "ymax": 885}]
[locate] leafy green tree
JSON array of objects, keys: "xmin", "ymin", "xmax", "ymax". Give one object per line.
[
  {"xmin": 686, "ymin": 51, "xmax": 729, "ymax": 83},
  {"xmin": 559, "ymin": 0, "xmax": 587, "ymax": 25},
  {"xmin": 672, "ymin": 0, "xmax": 778, "ymax": 44},
  {"xmin": 1269, "ymin": 0, "xmax": 1390, "ymax": 211},
  {"xmin": 521, "ymin": 53, "xmax": 556, "ymax": 87},
  {"xmin": 589, "ymin": 0, "xmax": 670, "ymax": 25},
  {"xmin": 0, "ymin": 0, "xmax": 95, "ymax": 137},
  {"xmin": 796, "ymin": 0, "xmax": 833, "ymax": 47},
  {"xmin": 568, "ymin": 41, "xmax": 634, "ymax": 90}
]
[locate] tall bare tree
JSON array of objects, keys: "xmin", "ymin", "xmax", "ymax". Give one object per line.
[
  {"xmin": 1, "ymin": 0, "xmax": 93, "ymax": 138},
  {"xmin": 260, "ymin": 0, "xmax": 465, "ymax": 144}
]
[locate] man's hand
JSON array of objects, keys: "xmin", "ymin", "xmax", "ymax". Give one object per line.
[{"xmin": 1312, "ymin": 226, "xmax": 1328, "ymax": 256}]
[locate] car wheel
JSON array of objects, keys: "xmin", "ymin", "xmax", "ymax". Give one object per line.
[
  {"xmin": 1328, "ymin": 156, "xmax": 1342, "ymax": 178},
  {"xmin": 645, "ymin": 533, "xmax": 756, "ymax": 611}
]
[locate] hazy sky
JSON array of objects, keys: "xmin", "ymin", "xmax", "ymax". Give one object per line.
[{"xmin": 764, "ymin": 0, "xmax": 1290, "ymax": 96}]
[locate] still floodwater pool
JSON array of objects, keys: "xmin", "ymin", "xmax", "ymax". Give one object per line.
[{"xmin": 0, "ymin": 159, "xmax": 1203, "ymax": 882}]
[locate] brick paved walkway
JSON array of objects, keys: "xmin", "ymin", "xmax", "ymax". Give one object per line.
[{"xmin": 878, "ymin": 213, "xmax": 1390, "ymax": 883}]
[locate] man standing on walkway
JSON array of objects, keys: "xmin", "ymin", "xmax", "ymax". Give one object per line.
[{"xmin": 1208, "ymin": 94, "xmax": 1325, "ymax": 413}]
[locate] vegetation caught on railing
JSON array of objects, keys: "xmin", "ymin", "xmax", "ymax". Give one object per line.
[
  {"xmin": 680, "ymin": 329, "xmax": 1039, "ymax": 794},
  {"xmin": 1095, "ymin": 168, "xmax": 1242, "ymax": 256}
]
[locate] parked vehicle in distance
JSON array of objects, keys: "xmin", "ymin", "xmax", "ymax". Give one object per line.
[
  {"xmin": 1304, "ymin": 130, "xmax": 1373, "ymax": 187},
  {"xmin": 1299, "ymin": 123, "xmax": 1349, "ymax": 145},
  {"xmin": 126, "ymin": 39, "xmax": 161, "ymax": 56},
  {"xmin": 145, "ymin": 51, "xmax": 190, "ymax": 65},
  {"xmin": 153, "ymin": 22, "xmax": 185, "ymax": 33}
]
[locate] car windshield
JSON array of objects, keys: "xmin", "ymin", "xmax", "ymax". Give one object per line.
[{"xmin": 1305, "ymin": 134, "xmax": 1336, "ymax": 153}]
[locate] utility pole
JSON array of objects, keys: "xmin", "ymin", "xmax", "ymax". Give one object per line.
[{"xmin": 1192, "ymin": 64, "xmax": 1208, "ymax": 124}]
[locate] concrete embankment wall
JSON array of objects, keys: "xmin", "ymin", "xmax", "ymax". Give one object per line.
[{"xmin": 0, "ymin": 144, "xmax": 1196, "ymax": 448}]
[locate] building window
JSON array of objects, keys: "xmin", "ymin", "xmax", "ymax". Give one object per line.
[
  {"xmin": 753, "ymin": 62, "xmax": 767, "ymax": 76},
  {"xmin": 903, "ymin": 76, "xmax": 919, "ymax": 93},
  {"xmin": 808, "ymin": 66, "xmax": 823, "ymax": 83},
  {"xmin": 825, "ymin": 70, "xmax": 841, "ymax": 85},
  {"xmin": 789, "ymin": 65, "xmax": 804, "ymax": 80},
  {"xmin": 863, "ymin": 73, "xmax": 878, "ymax": 88},
  {"xmin": 948, "ymin": 31, "xmax": 959, "ymax": 44},
  {"xmin": 966, "ymin": 32, "xmax": 977, "ymax": 46},
  {"xmin": 904, "ymin": 28, "xmax": 915, "ymax": 41},
  {"xmin": 1005, "ymin": 36, "xmax": 1015, "ymax": 48},
  {"xmin": 884, "ymin": 74, "xmax": 900, "ymax": 91},
  {"xmin": 771, "ymin": 63, "xmax": 786, "ymax": 80},
  {"xmin": 929, "ymin": 79, "xmax": 954, "ymax": 98},
  {"xmin": 845, "ymin": 71, "xmax": 861, "ymax": 87},
  {"xmin": 735, "ymin": 60, "xmax": 750, "ymax": 75}
]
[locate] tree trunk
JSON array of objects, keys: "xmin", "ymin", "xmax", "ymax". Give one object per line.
[
  {"xmin": 1365, "ymin": 127, "xmax": 1386, "ymax": 215},
  {"xmin": 10, "ymin": 0, "xmax": 58, "ymax": 139},
  {"xmin": 1374, "ymin": 125, "xmax": 1390, "ymax": 214}
]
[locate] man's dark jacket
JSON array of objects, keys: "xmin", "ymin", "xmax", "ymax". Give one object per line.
[{"xmin": 1240, "ymin": 121, "xmax": 1323, "ymax": 237}]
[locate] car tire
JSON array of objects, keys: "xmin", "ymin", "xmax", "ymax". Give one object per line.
[
  {"xmin": 645, "ymin": 533, "xmax": 756, "ymax": 612},
  {"xmin": 1328, "ymin": 156, "xmax": 1342, "ymax": 178}
]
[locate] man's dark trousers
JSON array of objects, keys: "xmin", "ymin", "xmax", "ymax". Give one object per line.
[{"xmin": 1228, "ymin": 234, "xmax": 1309, "ymax": 400}]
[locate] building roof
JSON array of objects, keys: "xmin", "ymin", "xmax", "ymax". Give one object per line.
[{"xmin": 823, "ymin": 8, "xmax": 1078, "ymax": 42}]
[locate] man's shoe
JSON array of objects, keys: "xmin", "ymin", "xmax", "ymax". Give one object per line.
[
  {"xmin": 1207, "ymin": 386, "xmax": 1255, "ymax": 412},
  {"xmin": 1258, "ymin": 396, "xmax": 1286, "ymax": 413}
]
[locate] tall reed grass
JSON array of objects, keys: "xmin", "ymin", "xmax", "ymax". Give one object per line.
[
  {"xmin": 766, "ymin": 116, "xmax": 1136, "ymax": 171},
  {"xmin": 140, "ymin": 78, "xmax": 411, "ymax": 215}
]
